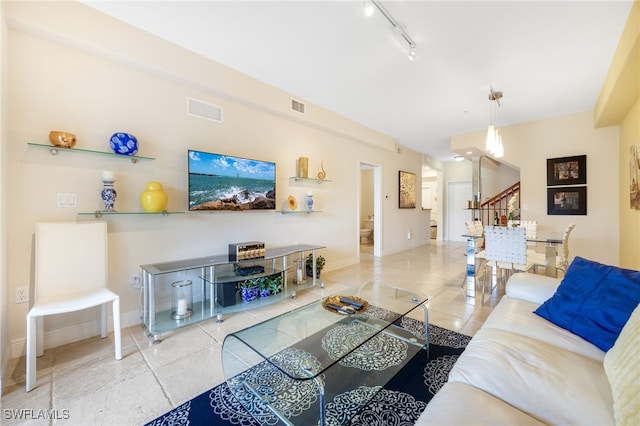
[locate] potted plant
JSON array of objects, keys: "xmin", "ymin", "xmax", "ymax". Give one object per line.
[
  {"xmin": 267, "ymin": 274, "xmax": 283, "ymax": 295},
  {"xmin": 239, "ymin": 278, "xmax": 259, "ymax": 303},
  {"xmin": 305, "ymin": 253, "xmax": 325, "ymax": 278},
  {"xmin": 255, "ymin": 274, "xmax": 283, "ymax": 297},
  {"xmin": 256, "ymin": 276, "xmax": 271, "ymax": 298}
]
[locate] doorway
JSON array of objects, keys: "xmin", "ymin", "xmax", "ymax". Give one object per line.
[
  {"xmin": 446, "ymin": 181, "xmax": 471, "ymax": 242},
  {"xmin": 359, "ymin": 162, "xmax": 382, "ymax": 257}
]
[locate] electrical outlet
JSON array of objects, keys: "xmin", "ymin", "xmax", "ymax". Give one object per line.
[
  {"xmin": 15, "ymin": 287, "xmax": 28, "ymax": 304},
  {"xmin": 129, "ymin": 274, "xmax": 142, "ymax": 288}
]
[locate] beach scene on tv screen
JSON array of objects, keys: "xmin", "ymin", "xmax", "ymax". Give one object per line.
[{"xmin": 188, "ymin": 150, "xmax": 276, "ymax": 211}]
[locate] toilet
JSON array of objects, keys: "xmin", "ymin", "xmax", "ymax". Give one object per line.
[
  {"xmin": 360, "ymin": 229, "xmax": 372, "ymax": 243},
  {"xmin": 360, "ymin": 219, "xmax": 374, "ymax": 243}
]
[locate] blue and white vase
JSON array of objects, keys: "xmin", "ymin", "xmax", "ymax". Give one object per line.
[
  {"xmin": 110, "ymin": 132, "xmax": 138, "ymax": 156},
  {"xmin": 240, "ymin": 286, "xmax": 259, "ymax": 303},
  {"xmin": 101, "ymin": 179, "xmax": 117, "ymax": 212},
  {"xmin": 305, "ymin": 192, "xmax": 314, "ymax": 212}
]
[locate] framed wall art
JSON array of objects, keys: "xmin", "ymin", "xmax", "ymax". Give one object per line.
[
  {"xmin": 547, "ymin": 155, "xmax": 587, "ymax": 186},
  {"xmin": 399, "ymin": 171, "xmax": 416, "ymax": 209},
  {"xmin": 630, "ymin": 143, "xmax": 640, "ymax": 210},
  {"xmin": 547, "ymin": 186, "xmax": 587, "ymax": 215}
]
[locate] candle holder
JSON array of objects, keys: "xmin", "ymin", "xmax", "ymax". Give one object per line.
[
  {"xmin": 101, "ymin": 178, "xmax": 117, "ymax": 212},
  {"xmin": 295, "ymin": 259, "xmax": 306, "ymax": 285},
  {"xmin": 171, "ymin": 280, "xmax": 193, "ymax": 320}
]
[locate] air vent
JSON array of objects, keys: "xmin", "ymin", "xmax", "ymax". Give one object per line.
[
  {"xmin": 396, "ymin": 146, "xmax": 403, "ymax": 155},
  {"xmin": 187, "ymin": 97, "xmax": 223, "ymax": 123},
  {"xmin": 291, "ymin": 98, "xmax": 306, "ymax": 115}
]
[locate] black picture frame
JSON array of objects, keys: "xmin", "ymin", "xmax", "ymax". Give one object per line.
[
  {"xmin": 547, "ymin": 186, "xmax": 587, "ymax": 215},
  {"xmin": 398, "ymin": 171, "xmax": 416, "ymax": 209},
  {"xmin": 547, "ymin": 155, "xmax": 586, "ymax": 186}
]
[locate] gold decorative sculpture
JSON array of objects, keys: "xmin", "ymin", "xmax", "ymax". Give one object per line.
[{"xmin": 317, "ymin": 161, "xmax": 326, "ymax": 180}]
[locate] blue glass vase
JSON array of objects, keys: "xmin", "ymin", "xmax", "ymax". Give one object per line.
[{"xmin": 110, "ymin": 132, "xmax": 138, "ymax": 156}]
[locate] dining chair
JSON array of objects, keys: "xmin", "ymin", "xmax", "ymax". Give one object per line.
[
  {"xmin": 482, "ymin": 226, "xmax": 533, "ymax": 305},
  {"xmin": 519, "ymin": 220, "xmax": 538, "ymax": 247},
  {"xmin": 465, "ymin": 220, "xmax": 484, "ymax": 249},
  {"xmin": 530, "ymin": 223, "xmax": 576, "ymax": 275},
  {"xmin": 26, "ymin": 221, "xmax": 122, "ymax": 392}
]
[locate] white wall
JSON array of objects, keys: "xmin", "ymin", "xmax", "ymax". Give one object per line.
[
  {"xmin": 4, "ymin": 2, "xmax": 429, "ymax": 357},
  {"xmin": 0, "ymin": 0, "xmax": 9, "ymax": 394},
  {"xmin": 479, "ymin": 156, "xmax": 520, "ymax": 204},
  {"xmin": 451, "ymin": 111, "xmax": 620, "ymax": 265}
]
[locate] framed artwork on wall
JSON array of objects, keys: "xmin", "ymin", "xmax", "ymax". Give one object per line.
[
  {"xmin": 630, "ymin": 143, "xmax": 640, "ymax": 210},
  {"xmin": 547, "ymin": 186, "xmax": 587, "ymax": 215},
  {"xmin": 399, "ymin": 171, "xmax": 416, "ymax": 209},
  {"xmin": 547, "ymin": 155, "xmax": 587, "ymax": 186}
]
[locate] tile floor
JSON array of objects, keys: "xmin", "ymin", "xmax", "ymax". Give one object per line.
[{"xmin": 1, "ymin": 241, "xmax": 502, "ymax": 425}]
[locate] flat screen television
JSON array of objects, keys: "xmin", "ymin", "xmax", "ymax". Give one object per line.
[{"xmin": 188, "ymin": 149, "xmax": 276, "ymax": 211}]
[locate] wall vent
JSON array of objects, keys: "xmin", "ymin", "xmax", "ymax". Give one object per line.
[
  {"xmin": 396, "ymin": 146, "xmax": 403, "ymax": 155},
  {"xmin": 187, "ymin": 97, "xmax": 223, "ymax": 123},
  {"xmin": 291, "ymin": 98, "xmax": 306, "ymax": 114}
]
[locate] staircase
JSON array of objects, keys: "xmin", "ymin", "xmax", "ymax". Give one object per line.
[{"xmin": 479, "ymin": 182, "xmax": 520, "ymax": 226}]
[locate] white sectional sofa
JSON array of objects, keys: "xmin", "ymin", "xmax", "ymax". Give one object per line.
[{"xmin": 417, "ymin": 271, "xmax": 640, "ymax": 425}]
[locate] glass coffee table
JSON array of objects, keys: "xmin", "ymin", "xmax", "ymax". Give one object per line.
[{"xmin": 222, "ymin": 282, "xmax": 429, "ymax": 425}]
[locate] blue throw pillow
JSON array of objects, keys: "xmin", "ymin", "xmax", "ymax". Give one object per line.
[{"xmin": 534, "ymin": 256, "xmax": 640, "ymax": 351}]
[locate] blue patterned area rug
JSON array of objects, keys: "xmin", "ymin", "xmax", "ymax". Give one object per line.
[{"xmin": 146, "ymin": 310, "xmax": 471, "ymax": 426}]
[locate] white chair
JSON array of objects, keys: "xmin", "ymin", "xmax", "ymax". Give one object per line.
[
  {"xmin": 26, "ymin": 221, "xmax": 122, "ymax": 392},
  {"xmin": 465, "ymin": 220, "xmax": 485, "ymax": 250},
  {"xmin": 530, "ymin": 223, "xmax": 576, "ymax": 275},
  {"xmin": 482, "ymin": 226, "xmax": 533, "ymax": 305},
  {"xmin": 519, "ymin": 220, "xmax": 538, "ymax": 247}
]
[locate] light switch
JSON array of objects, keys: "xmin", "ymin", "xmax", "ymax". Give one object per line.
[
  {"xmin": 57, "ymin": 193, "xmax": 77, "ymax": 208},
  {"xmin": 57, "ymin": 193, "xmax": 67, "ymax": 207}
]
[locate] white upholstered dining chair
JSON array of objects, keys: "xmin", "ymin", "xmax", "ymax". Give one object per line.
[
  {"xmin": 482, "ymin": 226, "xmax": 533, "ymax": 305},
  {"xmin": 26, "ymin": 221, "xmax": 122, "ymax": 392},
  {"xmin": 530, "ymin": 223, "xmax": 576, "ymax": 275}
]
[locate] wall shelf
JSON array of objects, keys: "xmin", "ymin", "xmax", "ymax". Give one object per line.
[
  {"xmin": 27, "ymin": 142, "xmax": 155, "ymax": 163},
  {"xmin": 78, "ymin": 211, "xmax": 185, "ymax": 218},
  {"xmin": 289, "ymin": 177, "xmax": 331, "ymax": 184},
  {"xmin": 278, "ymin": 210, "xmax": 322, "ymax": 214}
]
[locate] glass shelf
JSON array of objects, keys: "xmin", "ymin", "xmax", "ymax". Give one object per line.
[
  {"xmin": 278, "ymin": 210, "xmax": 322, "ymax": 214},
  {"xmin": 27, "ymin": 142, "xmax": 155, "ymax": 163},
  {"xmin": 78, "ymin": 211, "xmax": 185, "ymax": 218},
  {"xmin": 289, "ymin": 177, "xmax": 331, "ymax": 184}
]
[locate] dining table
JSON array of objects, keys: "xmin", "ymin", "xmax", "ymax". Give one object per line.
[
  {"xmin": 527, "ymin": 232, "xmax": 564, "ymax": 278},
  {"xmin": 462, "ymin": 233, "xmax": 484, "ymax": 301}
]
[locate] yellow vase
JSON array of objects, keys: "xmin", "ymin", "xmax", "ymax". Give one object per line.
[{"xmin": 140, "ymin": 181, "xmax": 168, "ymax": 212}]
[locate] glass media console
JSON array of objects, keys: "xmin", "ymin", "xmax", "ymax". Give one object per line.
[{"xmin": 140, "ymin": 244, "xmax": 324, "ymax": 341}]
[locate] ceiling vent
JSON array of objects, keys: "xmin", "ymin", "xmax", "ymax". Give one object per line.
[
  {"xmin": 291, "ymin": 98, "xmax": 306, "ymax": 115},
  {"xmin": 187, "ymin": 97, "xmax": 223, "ymax": 123}
]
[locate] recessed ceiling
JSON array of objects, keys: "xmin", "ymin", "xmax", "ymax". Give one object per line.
[{"xmin": 82, "ymin": 1, "xmax": 633, "ymax": 161}]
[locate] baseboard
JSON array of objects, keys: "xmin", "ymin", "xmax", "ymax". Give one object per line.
[{"xmin": 10, "ymin": 309, "xmax": 141, "ymax": 359}]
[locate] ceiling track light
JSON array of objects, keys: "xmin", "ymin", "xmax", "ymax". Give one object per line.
[
  {"xmin": 364, "ymin": 0, "xmax": 417, "ymax": 61},
  {"xmin": 362, "ymin": 0, "xmax": 375, "ymax": 17}
]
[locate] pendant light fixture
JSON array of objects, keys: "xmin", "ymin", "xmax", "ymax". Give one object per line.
[{"xmin": 486, "ymin": 87, "xmax": 504, "ymax": 158}]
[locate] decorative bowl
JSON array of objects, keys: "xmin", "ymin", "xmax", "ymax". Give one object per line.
[
  {"xmin": 109, "ymin": 132, "xmax": 138, "ymax": 156},
  {"xmin": 48, "ymin": 131, "xmax": 76, "ymax": 148}
]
